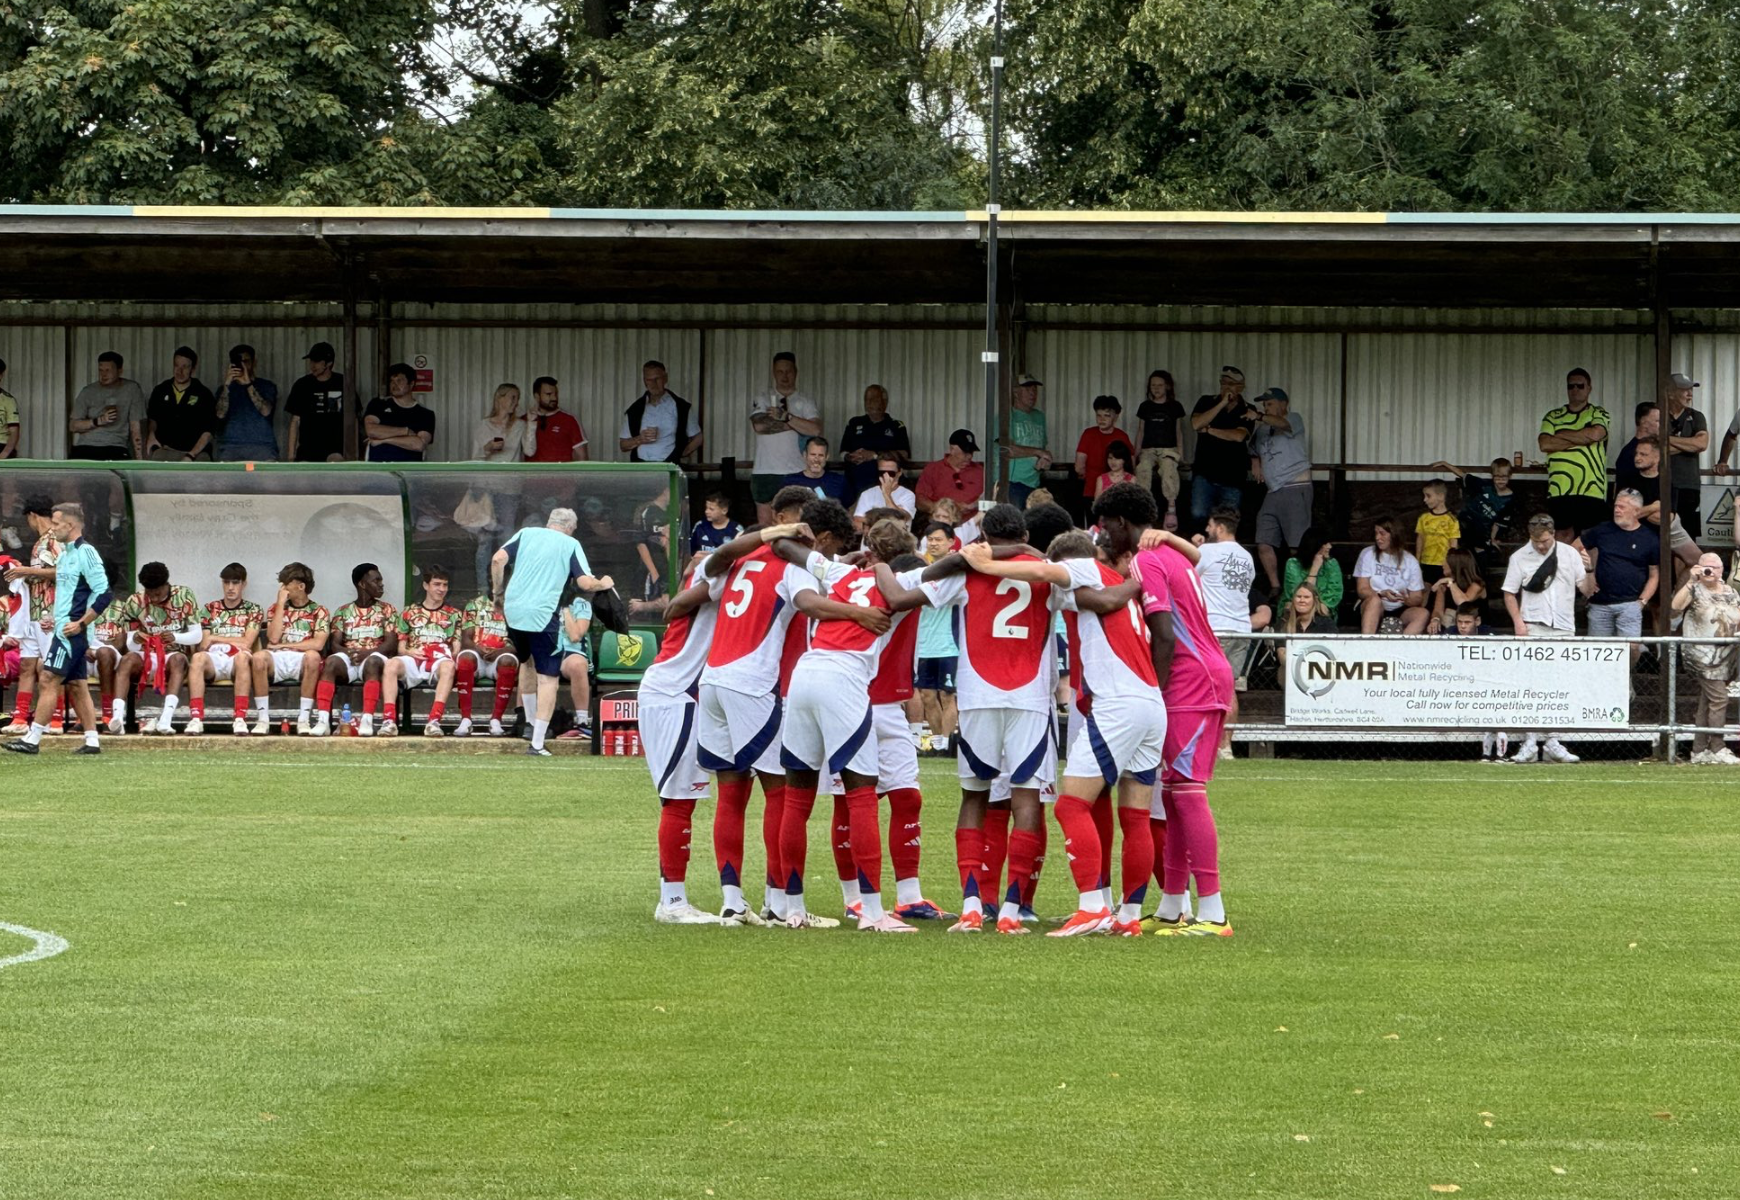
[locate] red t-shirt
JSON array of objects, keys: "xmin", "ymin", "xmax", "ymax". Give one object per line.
[
  {"xmin": 1075, "ymin": 425, "xmax": 1128, "ymax": 498},
  {"xmin": 526, "ymin": 411, "xmax": 587, "ymax": 463},
  {"xmin": 915, "ymin": 459, "xmax": 984, "ymax": 508}
]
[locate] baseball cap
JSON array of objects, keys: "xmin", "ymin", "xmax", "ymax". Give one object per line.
[
  {"xmin": 1669, "ymin": 372, "xmax": 1700, "ymax": 389},
  {"xmin": 948, "ymin": 429, "xmax": 980, "ymax": 454},
  {"xmin": 305, "ymin": 341, "xmax": 337, "ymax": 364},
  {"xmin": 1220, "ymin": 366, "xmax": 1245, "ymax": 383},
  {"xmin": 1015, "ymin": 375, "xmax": 1043, "ymax": 388},
  {"xmin": 1257, "ymin": 387, "xmax": 1290, "ymax": 404}
]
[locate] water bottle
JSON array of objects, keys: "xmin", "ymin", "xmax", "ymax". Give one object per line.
[{"xmin": 340, "ymin": 702, "xmax": 351, "ymax": 725}]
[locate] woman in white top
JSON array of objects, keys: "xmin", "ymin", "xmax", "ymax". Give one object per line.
[
  {"xmin": 469, "ymin": 383, "xmax": 528, "ymax": 591},
  {"xmin": 1353, "ymin": 516, "xmax": 1429, "ymax": 634}
]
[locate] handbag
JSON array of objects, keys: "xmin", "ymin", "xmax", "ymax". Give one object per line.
[{"xmin": 454, "ymin": 489, "xmax": 495, "ymax": 531}]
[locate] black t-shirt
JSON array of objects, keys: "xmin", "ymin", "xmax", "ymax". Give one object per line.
[
  {"xmin": 286, "ymin": 373, "xmax": 349, "ymax": 461},
  {"xmin": 1582, "ymin": 520, "xmax": 1660, "ymax": 604},
  {"xmin": 1190, "ymin": 394, "xmax": 1257, "ymax": 485},
  {"xmin": 362, "ymin": 396, "xmax": 435, "ymax": 462},
  {"xmin": 839, "ymin": 414, "xmax": 912, "ymax": 496},
  {"xmin": 146, "ymin": 378, "xmax": 218, "ymax": 451},
  {"xmin": 1136, "ymin": 399, "xmax": 1186, "ymax": 450}
]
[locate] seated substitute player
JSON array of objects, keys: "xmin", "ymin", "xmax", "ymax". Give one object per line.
[
  {"xmin": 3, "ymin": 502, "xmax": 113, "ymax": 757},
  {"xmin": 697, "ymin": 504, "xmax": 891, "ymax": 927},
  {"xmin": 455, "ymin": 591, "xmax": 522, "ymax": 737},
  {"xmin": 779, "ymin": 518, "xmax": 936, "ymax": 933},
  {"xmin": 555, "ymin": 591, "xmax": 593, "ymax": 740},
  {"xmin": 186, "ymin": 562, "xmax": 263, "ymax": 735},
  {"xmin": 110, "ymin": 560, "xmax": 202, "ymax": 735},
  {"xmin": 382, "ymin": 566, "xmax": 464, "ymax": 737},
  {"xmin": 961, "ymin": 530, "xmax": 1162, "ymax": 937},
  {"xmin": 250, "ymin": 562, "xmax": 330, "ymax": 736},
  {"xmin": 1115, "ymin": 482, "xmax": 1236, "ymax": 937},
  {"xmin": 317, "ymin": 562, "xmax": 399, "ymax": 737},
  {"xmin": 2, "ymin": 495, "xmax": 62, "ymax": 737},
  {"xmin": 639, "ymin": 550, "xmax": 726, "ymax": 925}
]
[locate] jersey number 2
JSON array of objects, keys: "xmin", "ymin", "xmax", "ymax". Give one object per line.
[{"xmin": 992, "ymin": 579, "xmax": 1032, "ymax": 639}]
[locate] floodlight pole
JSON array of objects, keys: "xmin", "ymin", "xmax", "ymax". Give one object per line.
[{"xmin": 981, "ymin": 0, "xmax": 1004, "ymax": 506}]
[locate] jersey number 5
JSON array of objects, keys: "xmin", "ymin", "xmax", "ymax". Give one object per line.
[{"xmin": 724, "ymin": 559, "xmax": 767, "ymax": 619}]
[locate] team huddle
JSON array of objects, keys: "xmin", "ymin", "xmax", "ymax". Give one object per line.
[
  {"xmin": 638, "ymin": 481, "xmax": 1235, "ymax": 937},
  {"xmin": 2, "ymin": 498, "xmax": 566, "ymax": 752}
]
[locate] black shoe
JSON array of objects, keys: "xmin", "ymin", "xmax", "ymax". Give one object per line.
[
  {"xmin": 72, "ymin": 743, "xmax": 101, "ymax": 756},
  {"xmin": 510, "ymin": 706, "xmax": 527, "ymax": 738},
  {"xmin": 3, "ymin": 738, "xmax": 39, "ymax": 755}
]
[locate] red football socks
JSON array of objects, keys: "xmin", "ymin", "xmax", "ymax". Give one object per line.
[
  {"xmin": 1092, "ymin": 791, "xmax": 1114, "ymax": 892},
  {"xmin": 714, "ymin": 777, "xmax": 751, "ymax": 887},
  {"xmin": 886, "ymin": 787, "xmax": 923, "ymax": 882},
  {"xmin": 761, "ymin": 780, "xmax": 788, "ymax": 891},
  {"xmin": 845, "ymin": 786, "xmax": 883, "ymax": 896},
  {"xmin": 1054, "ymin": 795, "xmax": 1105, "ymax": 893},
  {"xmin": 383, "ymin": 702, "xmax": 398, "ymax": 724},
  {"xmin": 11, "ymin": 692, "xmax": 30, "ymax": 726},
  {"xmin": 1117, "ymin": 806, "xmax": 1154, "ymax": 906},
  {"xmin": 1005, "ymin": 828, "xmax": 1044, "ymax": 909},
  {"xmin": 1150, "ymin": 816, "xmax": 1167, "ymax": 890},
  {"xmin": 658, "ymin": 799, "xmax": 696, "ymax": 882},
  {"xmin": 830, "ymin": 796, "xmax": 855, "ymax": 883},
  {"xmin": 491, "ymin": 674, "xmax": 515, "ymax": 721},
  {"xmin": 234, "ymin": 694, "xmax": 249, "ymax": 721},
  {"xmin": 362, "ymin": 680, "xmax": 381, "ymax": 717},
  {"xmin": 955, "ymin": 826, "xmax": 988, "ymax": 906},
  {"xmin": 455, "ymin": 657, "xmax": 476, "ymax": 717},
  {"xmin": 983, "ymin": 806, "xmax": 1011, "ymax": 908},
  {"xmin": 778, "ymin": 782, "xmax": 817, "ymax": 895},
  {"xmin": 189, "ymin": 698, "xmax": 204, "ymax": 720},
  {"xmin": 1019, "ymin": 821, "xmax": 1047, "ymax": 907},
  {"xmin": 315, "ymin": 680, "xmax": 336, "ymax": 712},
  {"xmin": 428, "ymin": 700, "xmax": 446, "ymax": 722}
]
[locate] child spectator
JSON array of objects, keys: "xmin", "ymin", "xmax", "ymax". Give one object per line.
[
  {"xmin": 1438, "ymin": 601, "xmax": 1504, "ymax": 761},
  {"xmin": 1354, "ymin": 517, "xmax": 1429, "ymax": 634},
  {"xmin": 1023, "ymin": 487, "xmax": 1055, "ymax": 510},
  {"xmin": 689, "ymin": 493, "xmax": 741, "ymax": 555},
  {"xmin": 914, "ymin": 522, "xmax": 959, "ymax": 752},
  {"xmin": 1073, "ymin": 395, "xmax": 1125, "ymax": 517},
  {"xmin": 1432, "ymin": 457, "xmax": 1517, "ymax": 567},
  {"xmin": 555, "ymin": 588, "xmax": 593, "ymax": 741},
  {"xmin": 1414, "ymin": 480, "xmax": 1461, "ymax": 575},
  {"xmin": 1094, "ymin": 440, "xmax": 1135, "ymax": 499},
  {"xmin": 1133, "ymin": 369, "xmax": 1186, "ymax": 530},
  {"xmin": 1427, "ymin": 547, "xmax": 1486, "ymax": 633},
  {"xmin": 1281, "ymin": 527, "xmax": 1343, "ymax": 616}
]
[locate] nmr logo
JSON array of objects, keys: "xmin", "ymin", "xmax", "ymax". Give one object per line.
[{"xmin": 1290, "ymin": 644, "xmax": 1392, "ymax": 698}]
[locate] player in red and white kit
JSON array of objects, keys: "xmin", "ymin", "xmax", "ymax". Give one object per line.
[
  {"xmin": 918, "ymin": 503, "xmax": 1062, "ymax": 934},
  {"xmin": 187, "ymin": 562, "xmax": 262, "ymax": 735},
  {"xmin": 1106, "ymin": 482, "xmax": 1234, "ymax": 936},
  {"xmin": 455, "ymin": 594, "xmax": 521, "ymax": 737},
  {"xmin": 697, "ymin": 500, "xmax": 889, "ymax": 926},
  {"xmin": 962, "ymin": 528, "xmax": 1159, "ymax": 936},
  {"xmin": 318, "ymin": 563, "xmax": 398, "ymax": 737},
  {"xmin": 779, "ymin": 518, "xmax": 939, "ymax": 933},
  {"xmin": 2, "ymin": 496, "xmax": 61, "ymax": 736},
  {"xmin": 382, "ymin": 566, "xmax": 464, "ymax": 737}
]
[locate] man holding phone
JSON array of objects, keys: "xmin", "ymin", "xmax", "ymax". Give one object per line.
[{"xmin": 215, "ymin": 343, "xmax": 279, "ymax": 461}]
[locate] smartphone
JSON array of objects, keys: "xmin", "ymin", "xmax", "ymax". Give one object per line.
[{"xmin": 230, "ymin": 349, "xmax": 244, "ymax": 369}]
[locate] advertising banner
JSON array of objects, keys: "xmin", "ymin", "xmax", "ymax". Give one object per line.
[
  {"xmin": 132, "ymin": 492, "xmax": 406, "ymax": 612},
  {"xmin": 1283, "ymin": 636, "xmax": 1632, "ymax": 729}
]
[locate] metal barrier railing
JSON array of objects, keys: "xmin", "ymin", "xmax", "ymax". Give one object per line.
[{"xmin": 1222, "ymin": 631, "xmax": 1738, "ymax": 763}]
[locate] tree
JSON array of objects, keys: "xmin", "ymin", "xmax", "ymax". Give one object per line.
[
  {"xmin": 553, "ymin": 0, "xmax": 976, "ymax": 210},
  {"xmin": 0, "ymin": 0, "xmax": 445, "ymax": 203},
  {"xmin": 999, "ymin": 0, "xmax": 1740, "ymax": 212}
]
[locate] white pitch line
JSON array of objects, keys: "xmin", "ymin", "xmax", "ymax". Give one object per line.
[{"xmin": 0, "ymin": 921, "xmax": 68, "ymax": 971}]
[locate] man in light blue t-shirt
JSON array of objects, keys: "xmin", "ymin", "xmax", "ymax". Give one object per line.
[{"xmin": 490, "ymin": 508, "xmax": 612, "ymax": 756}]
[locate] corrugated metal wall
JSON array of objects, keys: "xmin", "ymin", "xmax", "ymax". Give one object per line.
[
  {"xmin": 0, "ymin": 326, "xmax": 67, "ymax": 458},
  {"xmin": 1347, "ymin": 333, "xmax": 1656, "ymax": 469},
  {"xmin": 8, "ymin": 302, "xmax": 1740, "ymax": 477},
  {"xmin": 1023, "ymin": 328, "xmax": 1344, "ymax": 463}
]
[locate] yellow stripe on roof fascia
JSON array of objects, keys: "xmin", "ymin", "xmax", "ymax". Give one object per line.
[
  {"xmin": 979, "ymin": 209, "xmax": 1387, "ymax": 224},
  {"xmin": 132, "ymin": 206, "xmax": 554, "ymax": 220}
]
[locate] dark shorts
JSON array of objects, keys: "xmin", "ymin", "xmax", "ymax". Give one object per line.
[
  {"xmin": 43, "ymin": 630, "xmax": 91, "ymax": 683},
  {"xmin": 915, "ymin": 655, "xmax": 957, "ymax": 693},
  {"xmin": 509, "ymin": 617, "xmax": 563, "ymax": 678},
  {"xmin": 1674, "ymin": 488, "xmax": 1704, "ymax": 541},
  {"xmin": 751, "ymin": 474, "xmax": 785, "ymax": 504},
  {"xmin": 1545, "ymin": 493, "xmax": 1609, "ymax": 538}
]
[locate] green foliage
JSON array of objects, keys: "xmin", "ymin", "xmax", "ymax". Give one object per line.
[
  {"xmin": 552, "ymin": 0, "xmax": 976, "ymax": 210},
  {"xmin": 1001, "ymin": 0, "xmax": 1740, "ymax": 212}
]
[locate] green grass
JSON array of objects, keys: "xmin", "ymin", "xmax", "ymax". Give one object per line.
[{"xmin": 2, "ymin": 752, "xmax": 1737, "ymax": 1199}]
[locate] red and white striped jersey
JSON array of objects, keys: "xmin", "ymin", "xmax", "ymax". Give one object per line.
[
  {"xmin": 701, "ymin": 546, "xmax": 819, "ymax": 696},
  {"xmin": 1058, "ymin": 557, "xmax": 1159, "ymax": 703},
  {"xmin": 641, "ymin": 561, "xmax": 718, "ymax": 699},
  {"xmin": 926, "ymin": 554, "xmax": 1058, "ymax": 714}
]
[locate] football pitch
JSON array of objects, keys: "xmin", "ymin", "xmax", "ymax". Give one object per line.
[{"xmin": 2, "ymin": 752, "xmax": 1735, "ymax": 1200}]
